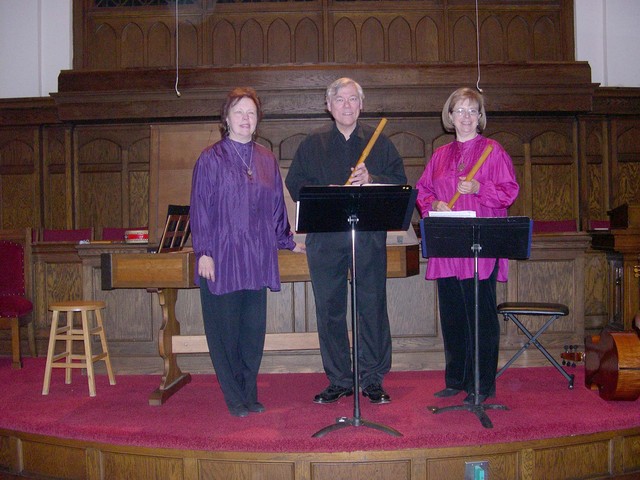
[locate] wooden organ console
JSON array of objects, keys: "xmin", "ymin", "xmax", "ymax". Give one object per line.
[{"xmin": 590, "ymin": 203, "xmax": 640, "ymax": 331}]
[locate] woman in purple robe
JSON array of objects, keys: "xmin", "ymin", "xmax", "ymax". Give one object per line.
[
  {"xmin": 416, "ymin": 87, "xmax": 519, "ymax": 405},
  {"xmin": 190, "ymin": 87, "xmax": 304, "ymax": 417}
]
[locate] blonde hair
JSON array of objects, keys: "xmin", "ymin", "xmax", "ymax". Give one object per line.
[{"xmin": 441, "ymin": 87, "xmax": 487, "ymax": 133}]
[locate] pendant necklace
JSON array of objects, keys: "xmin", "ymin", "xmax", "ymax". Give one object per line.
[
  {"xmin": 230, "ymin": 139, "xmax": 254, "ymax": 177},
  {"xmin": 456, "ymin": 142, "xmax": 468, "ymax": 173}
]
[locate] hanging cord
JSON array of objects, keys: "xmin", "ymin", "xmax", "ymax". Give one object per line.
[
  {"xmin": 475, "ymin": 0, "xmax": 483, "ymax": 92},
  {"xmin": 175, "ymin": 0, "xmax": 181, "ymax": 97}
]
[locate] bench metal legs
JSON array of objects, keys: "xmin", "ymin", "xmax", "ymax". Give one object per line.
[{"xmin": 497, "ymin": 309, "xmax": 574, "ymax": 389}]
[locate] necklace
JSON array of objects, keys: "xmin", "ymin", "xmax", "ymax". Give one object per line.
[
  {"xmin": 455, "ymin": 141, "xmax": 470, "ymax": 172},
  {"xmin": 229, "ymin": 139, "xmax": 254, "ymax": 177}
]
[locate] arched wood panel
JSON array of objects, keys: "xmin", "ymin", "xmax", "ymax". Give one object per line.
[
  {"xmin": 451, "ymin": 15, "xmax": 476, "ymax": 62},
  {"xmin": 240, "ymin": 19, "xmax": 264, "ymax": 65},
  {"xmin": 506, "ymin": 16, "xmax": 530, "ymax": 61},
  {"xmin": 76, "ymin": 1, "xmax": 575, "ymax": 69},
  {"xmin": 532, "ymin": 16, "xmax": 558, "ymax": 61},
  {"xmin": 388, "ymin": 17, "xmax": 412, "ymax": 64},
  {"xmin": 268, "ymin": 19, "xmax": 292, "ymax": 64},
  {"xmin": 211, "ymin": 19, "xmax": 236, "ymax": 67},
  {"xmin": 178, "ymin": 20, "xmax": 199, "ymax": 67},
  {"xmin": 361, "ymin": 18, "xmax": 384, "ymax": 64},
  {"xmin": 0, "ymin": 131, "xmax": 38, "ymax": 230},
  {"xmin": 333, "ymin": 18, "xmax": 357, "ymax": 63},
  {"xmin": 294, "ymin": 18, "xmax": 321, "ymax": 63},
  {"xmin": 148, "ymin": 22, "xmax": 172, "ymax": 67},
  {"xmin": 91, "ymin": 23, "xmax": 118, "ymax": 69},
  {"xmin": 480, "ymin": 15, "xmax": 504, "ymax": 62},
  {"xmin": 122, "ymin": 23, "xmax": 145, "ymax": 68},
  {"xmin": 43, "ymin": 128, "xmax": 67, "ymax": 229},
  {"xmin": 415, "ymin": 15, "xmax": 440, "ymax": 62},
  {"xmin": 530, "ymin": 129, "xmax": 575, "ymax": 220}
]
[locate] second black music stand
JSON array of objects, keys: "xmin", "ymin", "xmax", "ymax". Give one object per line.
[
  {"xmin": 420, "ymin": 216, "xmax": 532, "ymax": 429},
  {"xmin": 296, "ymin": 185, "xmax": 417, "ymax": 438}
]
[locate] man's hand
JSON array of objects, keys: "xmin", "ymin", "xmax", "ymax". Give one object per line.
[{"xmin": 347, "ymin": 163, "xmax": 371, "ymax": 185}]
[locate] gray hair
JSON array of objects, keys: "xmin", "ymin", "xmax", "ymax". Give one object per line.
[{"xmin": 325, "ymin": 77, "xmax": 365, "ymax": 103}]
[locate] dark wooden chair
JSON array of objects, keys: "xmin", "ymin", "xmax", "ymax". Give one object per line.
[
  {"xmin": 40, "ymin": 228, "xmax": 93, "ymax": 242},
  {"xmin": 0, "ymin": 238, "xmax": 36, "ymax": 369},
  {"xmin": 157, "ymin": 205, "xmax": 190, "ymax": 253}
]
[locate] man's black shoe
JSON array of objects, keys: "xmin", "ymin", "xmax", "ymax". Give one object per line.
[
  {"xmin": 313, "ymin": 385, "xmax": 354, "ymax": 404},
  {"xmin": 362, "ymin": 384, "xmax": 391, "ymax": 404},
  {"xmin": 433, "ymin": 387, "xmax": 463, "ymax": 398}
]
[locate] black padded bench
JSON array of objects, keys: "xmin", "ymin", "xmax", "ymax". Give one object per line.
[{"xmin": 496, "ymin": 302, "xmax": 574, "ymax": 388}]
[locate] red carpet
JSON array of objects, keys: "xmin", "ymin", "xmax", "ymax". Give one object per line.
[{"xmin": 0, "ymin": 357, "xmax": 638, "ymax": 453}]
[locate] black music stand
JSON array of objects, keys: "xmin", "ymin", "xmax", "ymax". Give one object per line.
[
  {"xmin": 420, "ymin": 216, "xmax": 532, "ymax": 429},
  {"xmin": 296, "ymin": 185, "xmax": 417, "ymax": 438}
]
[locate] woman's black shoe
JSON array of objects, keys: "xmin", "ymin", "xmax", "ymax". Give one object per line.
[
  {"xmin": 433, "ymin": 387, "xmax": 463, "ymax": 398},
  {"xmin": 248, "ymin": 402, "xmax": 265, "ymax": 413},
  {"xmin": 463, "ymin": 393, "xmax": 488, "ymax": 405},
  {"xmin": 228, "ymin": 404, "xmax": 249, "ymax": 417}
]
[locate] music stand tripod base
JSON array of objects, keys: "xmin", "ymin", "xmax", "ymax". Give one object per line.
[
  {"xmin": 313, "ymin": 416, "xmax": 403, "ymax": 438},
  {"xmin": 420, "ymin": 216, "xmax": 532, "ymax": 430},
  {"xmin": 427, "ymin": 402, "xmax": 508, "ymax": 429},
  {"xmin": 311, "ymin": 215, "xmax": 402, "ymax": 439},
  {"xmin": 296, "ymin": 186, "xmax": 416, "ymax": 439}
]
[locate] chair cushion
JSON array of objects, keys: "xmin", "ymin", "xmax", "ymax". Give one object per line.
[
  {"xmin": 0, "ymin": 295, "xmax": 33, "ymax": 318},
  {"xmin": 42, "ymin": 228, "xmax": 92, "ymax": 242},
  {"xmin": 532, "ymin": 220, "xmax": 577, "ymax": 234},
  {"xmin": 0, "ymin": 241, "xmax": 26, "ymax": 295}
]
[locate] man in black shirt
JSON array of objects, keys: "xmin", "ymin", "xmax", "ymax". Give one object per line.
[{"xmin": 285, "ymin": 78, "xmax": 406, "ymax": 404}]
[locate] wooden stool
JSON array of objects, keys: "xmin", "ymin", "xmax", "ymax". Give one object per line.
[
  {"xmin": 496, "ymin": 302, "xmax": 575, "ymax": 388},
  {"xmin": 42, "ymin": 301, "xmax": 116, "ymax": 397}
]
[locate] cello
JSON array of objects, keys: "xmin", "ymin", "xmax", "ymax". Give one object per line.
[{"xmin": 583, "ymin": 313, "xmax": 640, "ymax": 401}]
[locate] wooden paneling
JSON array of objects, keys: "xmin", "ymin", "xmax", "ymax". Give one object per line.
[
  {"xmin": 75, "ymin": 0, "xmax": 574, "ymax": 69},
  {"xmin": 43, "ymin": 127, "xmax": 69, "ymax": 229},
  {"xmin": 428, "ymin": 453, "xmax": 517, "ymax": 480},
  {"xmin": 533, "ymin": 440, "xmax": 610, "ymax": 479},
  {"xmin": 74, "ymin": 125, "xmax": 150, "ymax": 231},
  {"xmin": 30, "ymin": 243, "xmax": 86, "ymax": 355},
  {"xmin": 3, "ymin": 88, "xmax": 639, "ymax": 368},
  {"xmin": 75, "ymin": 231, "xmax": 587, "ymax": 376},
  {"xmin": 101, "ymin": 451, "xmax": 184, "ymax": 480},
  {"xmin": 0, "ymin": 127, "xmax": 39, "ymax": 229},
  {"xmin": 53, "ymin": 63, "xmax": 595, "ymax": 122},
  {"xmin": 200, "ymin": 460, "xmax": 294, "ymax": 480},
  {"xmin": 2, "ymin": 428, "xmax": 639, "ymax": 480},
  {"xmin": 21, "ymin": 439, "xmax": 87, "ymax": 480},
  {"xmin": 584, "ymin": 249, "xmax": 609, "ymax": 331},
  {"xmin": 149, "ymin": 123, "xmax": 218, "ymax": 243},
  {"xmin": 2, "ymin": 0, "xmax": 637, "ymax": 376}
]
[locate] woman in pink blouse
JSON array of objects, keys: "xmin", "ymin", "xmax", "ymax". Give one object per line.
[{"xmin": 416, "ymin": 87, "xmax": 519, "ymax": 405}]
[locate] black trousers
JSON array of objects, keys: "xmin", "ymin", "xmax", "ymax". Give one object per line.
[
  {"xmin": 199, "ymin": 278, "xmax": 267, "ymax": 408},
  {"xmin": 306, "ymin": 230, "xmax": 391, "ymax": 390},
  {"xmin": 436, "ymin": 263, "xmax": 499, "ymax": 397}
]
